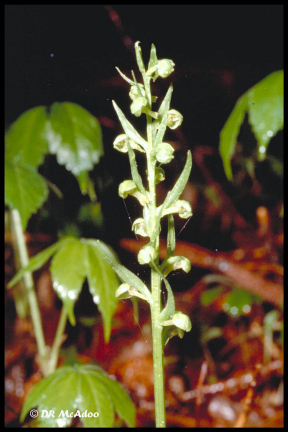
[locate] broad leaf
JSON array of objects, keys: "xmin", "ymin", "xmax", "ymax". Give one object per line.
[
  {"xmin": 5, "ymin": 159, "xmax": 48, "ymax": 230},
  {"xmin": 47, "ymin": 102, "xmax": 103, "ymax": 175},
  {"xmin": 50, "ymin": 238, "xmax": 119, "ymax": 340},
  {"xmin": 220, "ymin": 70, "xmax": 283, "ymax": 180},
  {"xmin": 7, "ymin": 240, "xmax": 63, "ymax": 288},
  {"xmin": 95, "ymin": 240, "xmax": 152, "ymax": 302},
  {"xmin": 248, "ymin": 70, "xmax": 283, "ymax": 161},
  {"xmin": 21, "ymin": 364, "xmax": 135, "ymax": 427},
  {"xmin": 5, "ymin": 106, "xmax": 49, "ymax": 168}
]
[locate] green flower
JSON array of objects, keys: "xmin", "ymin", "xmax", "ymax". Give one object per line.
[
  {"xmin": 113, "ymin": 134, "xmax": 145, "ymax": 153},
  {"xmin": 167, "ymin": 110, "xmax": 183, "ymax": 130},
  {"xmin": 138, "ymin": 244, "xmax": 157, "ymax": 265},
  {"xmin": 118, "ymin": 180, "xmax": 149, "ymax": 206},
  {"xmin": 132, "ymin": 218, "xmax": 149, "ymax": 237},
  {"xmin": 156, "ymin": 143, "xmax": 174, "ymax": 164}
]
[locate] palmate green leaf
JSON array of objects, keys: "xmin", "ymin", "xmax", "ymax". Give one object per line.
[
  {"xmin": 50, "ymin": 238, "xmax": 119, "ymax": 340},
  {"xmin": 46, "ymin": 102, "xmax": 103, "ymax": 175},
  {"xmin": 21, "ymin": 364, "xmax": 135, "ymax": 427},
  {"xmin": 7, "ymin": 240, "xmax": 64, "ymax": 288},
  {"xmin": 220, "ymin": 70, "xmax": 283, "ymax": 180},
  {"xmin": 5, "ymin": 106, "xmax": 49, "ymax": 168},
  {"xmin": 5, "ymin": 159, "xmax": 49, "ymax": 230},
  {"xmin": 95, "ymin": 240, "xmax": 152, "ymax": 302}
]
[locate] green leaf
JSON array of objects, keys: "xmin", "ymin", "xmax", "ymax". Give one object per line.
[
  {"xmin": 50, "ymin": 238, "xmax": 119, "ymax": 339},
  {"xmin": 7, "ymin": 240, "xmax": 63, "ymax": 288},
  {"xmin": 47, "ymin": 102, "xmax": 103, "ymax": 175},
  {"xmin": 220, "ymin": 70, "xmax": 283, "ymax": 179},
  {"xmin": 126, "ymin": 140, "xmax": 147, "ymax": 196},
  {"xmin": 148, "ymin": 43, "xmax": 158, "ymax": 71},
  {"xmin": 5, "ymin": 106, "xmax": 49, "ymax": 168},
  {"xmin": 219, "ymin": 95, "xmax": 247, "ymax": 180},
  {"xmin": 247, "ymin": 70, "xmax": 283, "ymax": 161},
  {"xmin": 95, "ymin": 240, "xmax": 152, "ymax": 302},
  {"xmin": 84, "ymin": 240, "xmax": 120, "ymax": 342},
  {"xmin": 162, "ymin": 150, "xmax": 192, "ymax": 211},
  {"xmin": 112, "ymin": 101, "xmax": 148, "ymax": 150},
  {"xmin": 21, "ymin": 364, "xmax": 135, "ymax": 427},
  {"xmin": 5, "ymin": 159, "xmax": 49, "ymax": 230},
  {"xmin": 154, "ymin": 84, "xmax": 173, "ymax": 149}
]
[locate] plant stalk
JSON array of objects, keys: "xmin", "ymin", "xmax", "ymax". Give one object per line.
[
  {"xmin": 9, "ymin": 209, "xmax": 49, "ymax": 375},
  {"xmin": 147, "ymin": 115, "xmax": 166, "ymax": 427}
]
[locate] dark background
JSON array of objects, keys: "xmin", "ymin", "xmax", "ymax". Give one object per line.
[{"xmin": 5, "ymin": 5, "xmax": 283, "ymax": 244}]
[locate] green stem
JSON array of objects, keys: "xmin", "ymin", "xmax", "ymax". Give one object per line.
[
  {"xmin": 146, "ymin": 115, "xmax": 166, "ymax": 427},
  {"xmin": 9, "ymin": 209, "xmax": 49, "ymax": 375},
  {"xmin": 49, "ymin": 306, "xmax": 68, "ymax": 373}
]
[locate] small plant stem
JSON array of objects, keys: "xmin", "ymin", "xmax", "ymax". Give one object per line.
[
  {"xmin": 146, "ymin": 115, "xmax": 166, "ymax": 427},
  {"xmin": 49, "ymin": 306, "xmax": 68, "ymax": 373},
  {"xmin": 151, "ymin": 269, "xmax": 166, "ymax": 427},
  {"xmin": 9, "ymin": 209, "xmax": 49, "ymax": 374}
]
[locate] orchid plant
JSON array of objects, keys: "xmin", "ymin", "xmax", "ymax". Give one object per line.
[{"xmin": 95, "ymin": 41, "xmax": 193, "ymax": 427}]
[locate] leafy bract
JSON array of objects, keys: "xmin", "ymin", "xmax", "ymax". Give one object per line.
[
  {"xmin": 5, "ymin": 106, "xmax": 49, "ymax": 168},
  {"xmin": 112, "ymin": 101, "xmax": 148, "ymax": 150},
  {"xmin": 95, "ymin": 240, "xmax": 152, "ymax": 302},
  {"xmin": 46, "ymin": 102, "xmax": 103, "ymax": 175},
  {"xmin": 21, "ymin": 364, "xmax": 135, "ymax": 427},
  {"xmin": 5, "ymin": 159, "xmax": 49, "ymax": 230},
  {"xmin": 220, "ymin": 70, "xmax": 283, "ymax": 180},
  {"xmin": 162, "ymin": 150, "xmax": 192, "ymax": 210}
]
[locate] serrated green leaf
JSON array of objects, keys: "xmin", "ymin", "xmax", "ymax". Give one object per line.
[
  {"xmin": 154, "ymin": 84, "xmax": 173, "ymax": 149},
  {"xmin": 112, "ymin": 101, "xmax": 148, "ymax": 150},
  {"xmin": 84, "ymin": 240, "xmax": 119, "ymax": 342},
  {"xmin": 5, "ymin": 159, "xmax": 49, "ymax": 230},
  {"xmin": 50, "ymin": 237, "xmax": 87, "ymax": 325},
  {"xmin": 21, "ymin": 364, "xmax": 135, "ymax": 427},
  {"xmin": 47, "ymin": 102, "xmax": 103, "ymax": 175},
  {"xmin": 162, "ymin": 150, "xmax": 192, "ymax": 211},
  {"xmin": 95, "ymin": 240, "xmax": 152, "ymax": 302},
  {"xmin": 247, "ymin": 70, "xmax": 283, "ymax": 161},
  {"xmin": 7, "ymin": 240, "xmax": 63, "ymax": 288},
  {"xmin": 5, "ymin": 106, "xmax": 49, "ymax": 167},
  {"xmin": 50, "ymin": 238, "xmax": 119, "ymax": 339},
  {"xmin": 219, "ymin": 70, "xmax": 283, "ymax": 180}
]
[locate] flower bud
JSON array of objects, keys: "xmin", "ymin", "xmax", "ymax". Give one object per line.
[
  {"xmin": 113, "ymin": 134, "xmax": 145, "ymax": 153},
  {"xmin": 157, "ymin": 59, "xmax": 175, "ymax": 78},
  {"xmin": 138, "ymin": 244, "xmax": 157, "ymax": 265},
  {"xmin": 162, "ymin": 256, "xmax": 191, "ymax": 276},
  {"xmin": 132, "ymin": 218, "xmax": 149, "ymax": 237},
  {"xmin": 172, "ymin": 311, "xmax": 192, "ymax": 332},
  {"xmin": 129, "ymin": 84, "xmax": 146, "ymax": 100},
  {"xmin": 167, "ymin": 109, "xmax": 183, "ymax": 130},
  {"xmin": 156, "ymin": 143, "xmax": 174, "ymax": 164}
]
